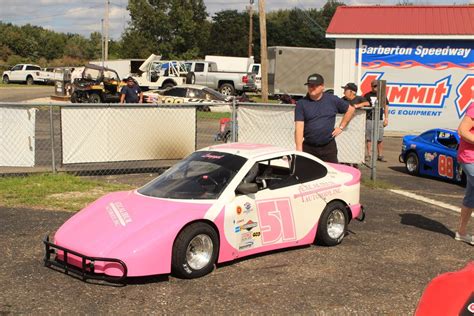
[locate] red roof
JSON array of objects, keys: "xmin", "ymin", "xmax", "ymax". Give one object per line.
[{"xmin": 326, "ymin": 6, "xmax": 474, "ymax": 36}]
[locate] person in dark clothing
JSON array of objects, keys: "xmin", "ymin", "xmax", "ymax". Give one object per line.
[
  {"xmin": 341, "ymin": 82, "xmax": 369, "ymax": 109},
  {"xmin": 295, "ymin": 73, "xmax": 355, "ymax": 163},
  {"xmin": 363, "ymin": 80, "xmax": 389, "ymax": 162},
  {"xmin": 120, "ymin": 76, "xmax": 143, "ymax": 103}
]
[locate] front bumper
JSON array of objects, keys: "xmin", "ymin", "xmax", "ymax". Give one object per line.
[{"xmin": 43, "ymin": 235, "xmax": 128, "ymax": 283}]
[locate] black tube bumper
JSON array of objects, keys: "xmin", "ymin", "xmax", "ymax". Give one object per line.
[{"xmin": 43, "ymin": 235, "xmax": 128, "ymax": 283}]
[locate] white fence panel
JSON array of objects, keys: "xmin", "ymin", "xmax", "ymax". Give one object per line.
[{"xmin": 0, "ymin": 107, "xmax": 36, "ymax": 167}]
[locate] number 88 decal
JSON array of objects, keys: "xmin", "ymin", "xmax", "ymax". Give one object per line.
[{"xmin": 438, "ymin": 154, "xmax": 453, "ymax": 179}]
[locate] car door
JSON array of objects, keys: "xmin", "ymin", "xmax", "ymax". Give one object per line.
[
  {"xmin": 10, "ymin": 65, "xmax": 23, "ymax": 81},
  {"xmin": 432, "ymin": 131, "xmax": 458, "ymax": 180},
  {"xmin": 193, "ymin": 63, "xmax": 206, "ymax": 86},
  {"xmin": 228, "ymin": 154, "xmax": 328, "ymax": 256}
]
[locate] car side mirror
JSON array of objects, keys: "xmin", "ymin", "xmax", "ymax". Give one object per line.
[{"xmin": 236, "ymin": 182, "xmax": 258, "ymax": 195}]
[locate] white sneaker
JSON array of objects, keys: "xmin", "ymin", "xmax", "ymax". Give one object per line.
[{"xmin": 455, "ymin": 232, "xmax": 474, "ymax": 245}]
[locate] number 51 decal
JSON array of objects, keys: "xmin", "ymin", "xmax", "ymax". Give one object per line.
[
  {"xmin": 256, "ymin": 198, "xmax": 296, "ymax": 245},
  {"xmin": 438, "ymin": 154, "xmax": 453, "ymax": 179}
]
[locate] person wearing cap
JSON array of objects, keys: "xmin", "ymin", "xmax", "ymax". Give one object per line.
[
  {"xmin": 363, "ymin": 80, "xmax": 389, "ymax": 162},
  {"xmin": 341, "ymin": 82, "xmax": 369, "ymax": 109},
  {"xmin": 295, "ymin": 73, "xmax": 355, "ymax": 163},
  {"xmin": 120, "ymin": 76, "xmax": 143, "ymax": 104}
]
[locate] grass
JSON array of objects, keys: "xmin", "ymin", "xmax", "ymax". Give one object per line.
[
  {"xmin": 361, "ymin": 178, "xmax": 397, "ymax": 190},
  {"xmin": 197, "ymin": 111, "xmax": 231, "ymax": 120},
  {"xmin": 0, "ymin": 173, "xmax": 133, "ymax": 212},
  {"xmin": 249, "ymin": 96, "xmax": 280, "ymax": 104},
  {"xmin": 0, "ymin": 83, "xmax": 26, "ymax": 88}
]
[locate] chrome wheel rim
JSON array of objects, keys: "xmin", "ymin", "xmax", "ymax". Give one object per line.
[
  {"xmin": 327, "ymin": 209, "xmax": 345, "ymax": 239},
  {"xmin": 220, "ymin": 86, "xmax": 232, "ymax": 95},
  {"xmin": 406, "ymin": 155, "xmax": 417, "ymax": 172},
  {"xmin": 186, "ymin": 234, "xmax": 213, "ymax": 270}
]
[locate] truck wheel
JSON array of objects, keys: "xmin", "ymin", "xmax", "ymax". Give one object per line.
[
  {"xmin": 185, "ymin": 72, "xmax": 195, "ymax": 84},
  {"xmin": 88, "ymin": 93, "xmax": 102, "ymax": 103},
  {"xmin": 26, "ymin": 76, "xmax": 34, "ymax": 85},
  {"xmin": 162, "ymin": 82, "xmax": 176, "ymax": 89},
  {"xmin": 316, "ymin": 201, "xmax": 348, "ymax": 246},
  {"xmin": 2, "ymin": 75, "xmax": 9, "ymax": 84},
  {"xmin": 219, "ymin": 83, "xmax": 235, "ymax": 96},
  {"xmin": 172, "ymin": 222, "xmax": 219, "ymax": 279}
]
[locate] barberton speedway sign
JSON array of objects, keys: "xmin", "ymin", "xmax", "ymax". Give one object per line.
[{"xmin": 357, "ymin": 40, "xmax": 473, "ymax": 132}]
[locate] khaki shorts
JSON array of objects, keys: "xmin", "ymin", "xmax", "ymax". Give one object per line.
[{"xmin": 366, "ymin": 119, "xmax": 384, "ymax": 142}]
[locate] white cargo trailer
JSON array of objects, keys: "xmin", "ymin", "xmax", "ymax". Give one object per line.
[{"xmin": 267, "ymin": 46, "xmax": 335, "ymax": 97}]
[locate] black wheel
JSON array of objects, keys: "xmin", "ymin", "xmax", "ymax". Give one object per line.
[
  {"xmin": 219, "ymin": 83, "xmax": 235, "ymax": 96},
  {"xmin": 26, "ymin": 76, "xmax": 34, "ymax": 85},
  {"xmin": 172, "ymin": 222, "xmax": 219, "ymax": 279},
  {"xmin": 316, "ymin": 201, "xmax": 348, "ymax": 246},
  {"xmin": 2, "ymin": 75, "xmax": 9, "ymax": 84},
  {"xmin": 405, "ymin": 152, "xmax": 419, "ymax": 175},
  {"xmin": 223, "ymin": 131, "xmax": 231, "ymax": 143},
  {"xmin": 70, "ymin": 91, "xmax": 79, "ymax": 103},
  {"xmin": 162, "ymin": 82, "xmax": 176, "ymax": 89},
  {"xmin": 186, "ymin": 72, "xmax": 195, "ymax": 84},
  {"xmin": 88, "ymin": 93, "xmax": 102, "ymax": 103}
]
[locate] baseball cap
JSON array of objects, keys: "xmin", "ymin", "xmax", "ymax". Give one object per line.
[
  {"xmin": 341, "ymin": 82, "xmax": 358, "ymax": 92},
  {"xmin": 126, "ymin": 76, "xmax": 134, "ymax": 81},
  {"xmin": 304, "ymin": 73, "xmax": 324, "ymax": 86}
]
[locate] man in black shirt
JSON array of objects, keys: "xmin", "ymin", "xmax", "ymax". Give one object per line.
[
  {"xmin": 341, "ymin": 82, "xmax": 369, "ymax": 109},
  {"xmin": 120, "ymin": 77, "xmax": 143, "ymax": 103},
  {"xmin": 295, "ymin": 74, "xmax": 355, "ymax": 163},
  {"xmin": 363, "ymin": 80, "xmax": 389, "ymax": 162}
]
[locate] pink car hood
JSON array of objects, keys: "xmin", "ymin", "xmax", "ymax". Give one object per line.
[{"xmin": 54, "ymin": 190, "xmax": 213, "ymax": 258}]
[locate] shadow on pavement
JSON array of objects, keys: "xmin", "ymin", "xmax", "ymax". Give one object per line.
[{"xmin": 399, "ymin": 213, "xmax": 455, "ymax": 238}]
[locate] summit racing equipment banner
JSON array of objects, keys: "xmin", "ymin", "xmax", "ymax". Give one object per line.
[{"xmin": 357, "ymin": 40, "xmax": 474, "ymax": 132}]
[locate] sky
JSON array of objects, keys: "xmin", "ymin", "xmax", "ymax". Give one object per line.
[{"xmin": 0, "ymin": 0, "xmax": 471, "ymax": 40}]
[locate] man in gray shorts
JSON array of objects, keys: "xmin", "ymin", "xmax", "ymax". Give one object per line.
[{"xmin": 363, "ymin": 80, "xmax": 389, "ymax": 162}]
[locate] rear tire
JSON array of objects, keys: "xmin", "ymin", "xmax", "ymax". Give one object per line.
[
  {"xmin": 2, "ymin": 75, "xmax": 9, "ymax": 84},
  {"xmin": 316, "ymin": 201, "xmax": 348, "ymax": 246},
  {"xmin": 26, "ymin": 76, "xmax": 34, "ymax": 85},
  {"xmin": 172, "ymin": 222, "xmax": 219, "ymax": 279},
  {"xmin": 219, "ymin": 83, "xmax": 235, "ymax": 96},
  {"xmin": 405, "ymin": 152, "xmax": 419, "ymax": 175}
]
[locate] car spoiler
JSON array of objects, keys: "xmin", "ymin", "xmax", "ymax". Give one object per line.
[{"xmin": 43, "ymin": 235, "xmax": 128, "ymax": 283}]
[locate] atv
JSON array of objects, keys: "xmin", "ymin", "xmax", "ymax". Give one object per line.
[{"xmin": 70, "ymin": 64, "xmax": 124, "ymax": 103}]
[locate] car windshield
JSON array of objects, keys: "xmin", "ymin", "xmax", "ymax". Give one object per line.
[
  {"xmin": 203, "ymin": 88, "xmax": 228, "ymax": 101},
  {"xmin": 83, "ymin": 67, "xmax": 101, "ymax": 80},
  {"xmin": 138, "ymin": 151, "xmax": 246, "ymax": 199}
]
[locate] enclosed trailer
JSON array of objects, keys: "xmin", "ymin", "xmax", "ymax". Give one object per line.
[{"xmin": 268, "ymin": 46, "xmax": 335, "ymax": 97}]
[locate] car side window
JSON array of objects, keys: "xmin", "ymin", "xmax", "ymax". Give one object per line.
[
  {"xmin": 293, "ymin": 155, "xmax": 328, "ymax": 183},
  {"xmin": 419, "ymin": 131, "xmax": 435, "ymax": 143},
  {"xmin": 26, "ymin": 65, "xmax": 40, "ymax": 71},
  {"xmin": 194, "ymin": 63, "xmax": 205, "ymax": 73},
  {"xmin": 12, "ymin": 65, "xmax": 22, "ymax": 71},
  {"xmin": 241, "ymin": 156, "xmax": 296, "ymax": 191},
  {"xmin": 164, "ymin": 88, "xmax": 186, "ymax": 97},
  {"xmin": 437, "ymin": 131, "xmax": 458, "ymax": 149}
]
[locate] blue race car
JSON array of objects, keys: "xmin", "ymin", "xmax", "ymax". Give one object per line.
[{"xmin": 399, "ymin": 128, "xmax": 466, "ymax": 184}]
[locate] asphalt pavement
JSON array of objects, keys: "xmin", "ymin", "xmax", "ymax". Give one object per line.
[{"xmin": 0, "ymin": 85, "xmax": 54, "ymax": 102}]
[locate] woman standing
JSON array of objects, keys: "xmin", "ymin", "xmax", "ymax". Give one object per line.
[{"xmin": 456, "ymin": 101, "xmax": 474, "ymax": 245}]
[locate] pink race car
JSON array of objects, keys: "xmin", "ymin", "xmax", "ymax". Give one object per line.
[{"xmin": 44, "ymin": 143, "xmax": 364, "ymax": 281}]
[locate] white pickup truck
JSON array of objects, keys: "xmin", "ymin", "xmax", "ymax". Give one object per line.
[
  {"xmin": 185, "ymin": 61, "xmax": 257, "ymax": 95},
  {"xmin": 2, "ymin": 64, "xmax": 47, "ymax": 85}
]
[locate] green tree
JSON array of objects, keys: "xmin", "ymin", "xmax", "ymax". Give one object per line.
[{"xmin": 125, "ymin": 0, "xmax": 208, "ymax": 59}]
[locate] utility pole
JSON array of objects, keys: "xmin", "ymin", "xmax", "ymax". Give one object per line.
[
  {"xmin": 258, "ymin": 0, "xmax": 268, "ymax": 102},
  {"xmin": 101, "ymin": 19, "xmax": 105, "ymax": 67},
  {"xmin": 247, "ymin": 0, "xmax": 254, "ymax": 57},
  {"xmin": 104, "ymin": 0, "xmax": 110, "ymax": 61}
]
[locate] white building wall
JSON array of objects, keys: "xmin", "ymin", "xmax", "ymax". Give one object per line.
[{"xmin": 334, "ymin": 39, "xmax": 358, "ymax": 97}]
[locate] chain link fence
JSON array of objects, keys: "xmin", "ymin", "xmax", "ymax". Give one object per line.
[{"xmin": 0, "ymin": 101, "xmax": 375, "ymax": 177}]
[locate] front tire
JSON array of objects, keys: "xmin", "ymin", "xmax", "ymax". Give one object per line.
[
  {"xmin": 2, "ymin": 75, "xmax": 9, "ymax": 84},
  {"xmin": 316, "ymin": 201, "xmax": 348, "ymax": 246},
  {"xmin": 88, "ymin": 93, "xmax": 102, "ymax": 103},
  {"xmin": 405, "ymin": 152, "xmax": 419, "ymax": 175},
  {"xmin": 172, "ymin": 222, "xmax": 219, "ymax": 279}
]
